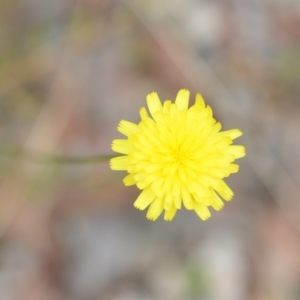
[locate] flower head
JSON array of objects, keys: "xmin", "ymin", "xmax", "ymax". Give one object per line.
[{"xmin": 110, "ymin": 89, "xmax": 246, "ymax": 221}]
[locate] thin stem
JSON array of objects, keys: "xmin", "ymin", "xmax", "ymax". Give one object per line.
[{"xmin": 0, "ymin": 143, "xmax": 114, "ymax": 165}]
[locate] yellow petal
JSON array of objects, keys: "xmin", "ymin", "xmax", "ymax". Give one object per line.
[
  {"xmin": 146, "ymin": 92, "xmax": 162, "ymax": 118},
  {"xmin": 164, "ymin": 200, "xmax": 173, "ymax": 210},
  {"xmin": 194, "ymin": 204, "xmax": 211, "ymax": 221},
  {"xmin": 175, "ymin": 89, "xmax": 190, "ymax": 111},
  {"xmin": 164, "ymin": 205, "xmax": 177, "ymax": 221},
  {"xmin": 228, "ymin": 163, "xmax": 239, "ymax": 174},
  {"xmin": 221, "ymin": 129, "xmax": 243, "ymax": 140},
  {"xmin": 134, "ymin": 188, "xmax": 156, "ymax": 210},
  {"xmin": 118, "ymin": 120, "xmax": 140, "ymax": 136},
  {"xmin": 123, "ymin": 174, "xmax": 137, "ymax": 186},
  {"xmin": 170, "ymin": 103, "xmax": 179, "ymax": 119},
  {"xmin": 174, "ymin": 195, "xmax": 181, "ymax": 209},
  {"xmin": 163, "ymin": 100, "xmax": 171, "ymax": 114},
  {"xmin": 195, "ymin": 93, "xmax": 205, "ymax": 108},
  {"xmin": 182, "ymin": 190, "xmax": 194, "ymax": 210},
  {"xmin": 146, "ymin": 198, "xmax": 164, "ymax": 221},
  {"xmin": 210, "ymin": 191, "xmax": 224, "ymax": 211},
  {"xmin": 216, "ymin": 180, "xmax": 234, "ymax": 201},
  {"xmin": 139, "ymin": 107, "xmax": 149, "ymax": 120},
  {"xmin": 225, "ymin": 145, "xmax": 246, "ymax": 159},
  {"xmin": 112, "ymin": 139, "xmax": 134, "ymax": 154},
  {"xmin": 110, "ymin": 156, "xmax": 132, "ymax": 170}
]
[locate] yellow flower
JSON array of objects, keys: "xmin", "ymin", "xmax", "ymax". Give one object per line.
[{"xmin": 110, "ymin": 89, "xmax": 246, "ymax": 221}]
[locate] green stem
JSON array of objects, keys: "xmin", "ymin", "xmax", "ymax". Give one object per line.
[{"xmin": 0, "ymin": 144, "xmax": 114, "ymax": 165}]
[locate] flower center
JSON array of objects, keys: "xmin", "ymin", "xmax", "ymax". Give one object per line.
[
  {"xmin": 170, "ymin": 143, "xmax": 188, "ymax": 166},
  {"xmin": 172, "ymin": 149, "xmax": 183, "ymax": 162}
]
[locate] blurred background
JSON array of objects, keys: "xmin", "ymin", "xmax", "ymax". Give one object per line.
[{"xmin": 0, "ymin": 0, "xmax": 300, "ymax": 299}]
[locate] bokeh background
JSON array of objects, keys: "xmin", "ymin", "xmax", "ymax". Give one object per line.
[{"xmin": 0, "ymin": 0, "xmax": 300, "ymax": 299}]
